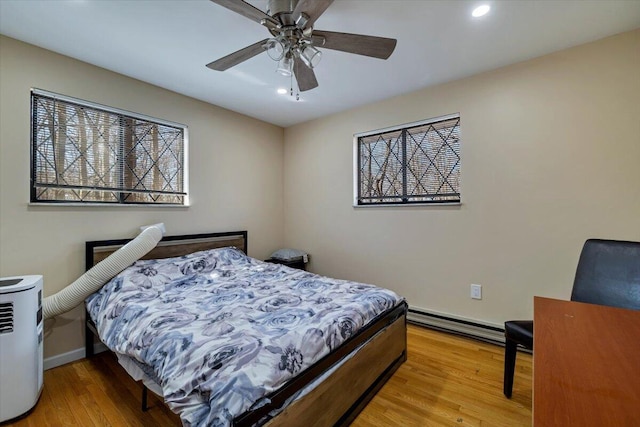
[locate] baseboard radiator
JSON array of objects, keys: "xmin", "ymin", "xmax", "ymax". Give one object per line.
[{"xmin": 407, "ymin": 306, "xmax": 507, "ymax": 346}]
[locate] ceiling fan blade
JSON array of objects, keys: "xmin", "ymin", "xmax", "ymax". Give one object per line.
[
  {"xmin": 206, "ymin": 39, "xmax": 270, "ymax": 71},
  {"xmin": 292, "ymin": 0, "xmax": 334, "ymax": 28},
  {"xmin": 209, "ymin": 0, "xmax": 278, "ymax": 26},
  {"xmin": 293, "ymin": 57, "xmax": 319, "ymax": 92},
  {"xmin": 312, "ymin": 30, "xmax": 397, "ymax": 59}
]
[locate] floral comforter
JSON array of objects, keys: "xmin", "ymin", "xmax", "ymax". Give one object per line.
[{"xmin": 85, "ymin": 247, "xmax": 403, "ymax": 426}]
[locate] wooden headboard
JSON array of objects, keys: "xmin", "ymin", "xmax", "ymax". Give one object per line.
[{"xmin": 85, "ymin": 231, "xmax": 248, "ymax": 270}]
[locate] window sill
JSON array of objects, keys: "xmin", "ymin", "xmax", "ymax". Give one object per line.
[
  {"xmin": 353, "ymin": 202, "xmax": 462, "ymax": 208},
  {"xmin": 28, "ymin": 202, "xmax": 189, "ymax": 208}
]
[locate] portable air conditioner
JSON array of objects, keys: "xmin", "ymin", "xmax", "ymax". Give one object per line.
[{"xmin": 0, "ymin": 275, "xmax": 44, "ymax": 423}]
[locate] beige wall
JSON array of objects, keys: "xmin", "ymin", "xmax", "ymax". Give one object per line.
[
  {"xmin": 0, "ymin": 36, "xmax": 285, "ymax": 358},
  {"xmin": 2, "ymin": 29, "xmax": 638, "ymax": 359},
  {"xmin": 283, "ymin": 30, "xmax": 640, "ymax": 325}
]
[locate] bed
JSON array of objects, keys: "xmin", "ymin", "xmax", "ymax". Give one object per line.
[{"xmin": 84, "ymin": 231, "xmax": 407, "ymax": 426}]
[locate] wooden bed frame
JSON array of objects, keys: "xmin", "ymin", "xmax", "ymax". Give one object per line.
[{"xmin": 85, "ymin": 230, "xmax": 407, "ymax": 426}]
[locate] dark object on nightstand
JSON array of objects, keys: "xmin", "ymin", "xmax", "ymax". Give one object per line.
[
  {"xmin": 265, "ymin": 257, "xmax": 306, "ymax": 270},
  {"xmin": 266, "ymin": 248, "xmax": 309, "ymax": 271}
]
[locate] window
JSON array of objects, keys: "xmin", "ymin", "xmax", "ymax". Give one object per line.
[
  {"xmin": 355, "ymin": 114, "xmax": 460, "ymax": 206},
  {"xmin": 30, "ymin": 89, "xmax": 188, "ymax": 205}
]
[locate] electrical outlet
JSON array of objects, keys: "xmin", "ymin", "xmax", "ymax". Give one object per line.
[{"xmin": 470, "ymin": 284, "xmax": 482, "ymax": 300}]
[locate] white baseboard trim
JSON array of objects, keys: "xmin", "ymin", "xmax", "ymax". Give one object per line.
[
  {"xmin": 44, "ymin": 343, "xmax": 108, "ymax": 371},
  {"xmin": 408, "ymin": 306, "xmax": 506, "ymax": 345}
]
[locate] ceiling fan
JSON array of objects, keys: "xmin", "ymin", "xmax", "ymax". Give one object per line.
[{"xmin": 206, "ymin": 0, "xmax": 397, "ymax": 93}]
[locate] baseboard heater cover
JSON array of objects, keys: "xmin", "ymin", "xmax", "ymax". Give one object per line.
[{"xmin": 408, "ymin": 306, "xmax": 507, "ymax": 346}]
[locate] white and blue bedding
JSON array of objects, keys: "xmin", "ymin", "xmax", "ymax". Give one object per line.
[{"xmin": 85, "ymin": 247, "xmax": 404, "ymax": 426}]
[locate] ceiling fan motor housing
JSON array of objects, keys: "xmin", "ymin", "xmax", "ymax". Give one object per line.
[{"xmin": 267, "ymin": 0, "xmax": 299, "ymax": 18}]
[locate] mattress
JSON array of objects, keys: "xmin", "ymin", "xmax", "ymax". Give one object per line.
[{"xmin": 86, "ymin": 247, "xmax": 404, "ymax": 426}]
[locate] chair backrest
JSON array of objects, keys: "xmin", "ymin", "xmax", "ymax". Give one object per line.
[{"xmin": 571, "ymin": 239, "xmax": 640, "ymax": 310}]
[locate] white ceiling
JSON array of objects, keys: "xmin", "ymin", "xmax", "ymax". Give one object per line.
[{"xmin": 1, "ymin": 1, "xmax": 639, "ymax": 127}]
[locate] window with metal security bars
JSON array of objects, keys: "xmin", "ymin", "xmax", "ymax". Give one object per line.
[
  {"xmin": 355, "ymin": 114, "xmax": 460, "ymax": 205},
  {"xmin": 30, "ymin": 89, "xmax": 188, "ymax": 205}
]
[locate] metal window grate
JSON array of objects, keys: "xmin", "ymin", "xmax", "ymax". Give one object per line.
[
  {"xmin": 0, "ymin": 302, "xmax": 13, "ymax": 334},
  {"xmin": 31, "ymin": 90, "xmax": 187, "ymax": 205},
  {"xmin": 357, "ymin": 115, "xmax": 460, "ymax": 205}
]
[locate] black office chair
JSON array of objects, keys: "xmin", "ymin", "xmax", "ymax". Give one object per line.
[{"xmin": 503, "ymin": 239, "xmax": 640, "ymax": 398}]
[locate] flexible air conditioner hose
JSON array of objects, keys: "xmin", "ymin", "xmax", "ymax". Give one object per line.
[{"xmin": 43, "ymin": 225, "xmax": 163, "ymax": 319}]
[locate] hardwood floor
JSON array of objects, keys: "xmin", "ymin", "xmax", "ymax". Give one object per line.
[
  {"xmin": 6, "ymin": 324, "xmax": 532, "ymax": 426},
  {"xmin": 352, "ymin": 325, "xmax": 532, "ymax": 427}
]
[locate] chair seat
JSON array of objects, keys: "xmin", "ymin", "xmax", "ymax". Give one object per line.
[{"xmin": 505, "ymin": 320, "xmax": 533, "ymax": 349}]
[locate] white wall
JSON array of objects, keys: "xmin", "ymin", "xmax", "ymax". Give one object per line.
[
  {"xmin": 283, "ymin": 30, "xmax": 640, "ymax": 325},
  {"xmin": 0, "ymin": 36, "xmax": 285, "ymax": 357}
]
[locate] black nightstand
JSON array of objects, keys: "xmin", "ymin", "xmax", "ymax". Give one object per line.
[{"xmin": 264, "ymin": 257, "xmax": 306, "ymax": 270}]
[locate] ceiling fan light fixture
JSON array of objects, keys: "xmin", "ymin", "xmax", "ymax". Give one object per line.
[
  {"xmin": 300, "ymin": 44, "xmax": 322, "ymax": 69},
  {"xmin": 266, "ymin": 38, "xmax": 286, "ymax": 61},
  {"xmin": 276, "ymin": 55, "xmax": 293, "ymax": 76}
]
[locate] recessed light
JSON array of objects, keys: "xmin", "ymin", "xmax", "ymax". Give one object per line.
[
  {"xmin": 472, "ymin": 4, "xmax": 490, "ymax": 17},
  {"xmin": 277, "ymin": 88, "xmax": 287, "ymax": 95}
]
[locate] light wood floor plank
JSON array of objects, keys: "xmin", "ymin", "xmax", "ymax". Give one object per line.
[
  {"xmin": 351, "ymin": 325, "xmax": 532, "ymax": 427},
  {"xmin": 5, "ymin": 324, "xmax": 531, "ymax": 426}
]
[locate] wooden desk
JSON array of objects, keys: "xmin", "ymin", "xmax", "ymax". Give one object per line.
[{"xmin": 533, "ymin": 297, "xmax": 640, "ymax": 426}]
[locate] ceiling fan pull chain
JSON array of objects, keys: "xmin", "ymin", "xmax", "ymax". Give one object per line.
[
  {"xmin": 290, "ymin": 73, "xmax": 294, "ymax": 97},
  {"xmin": 290, "ymin": 72, "xmax": 300, "ymax": 101}
]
